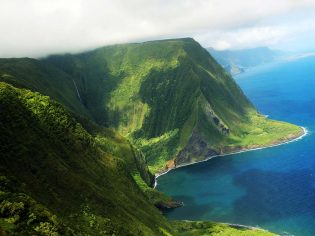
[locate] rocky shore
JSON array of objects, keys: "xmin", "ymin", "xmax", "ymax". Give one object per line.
[{"xmin": 154, "ymin": 126, "xmax": 307, "ymax": 187}]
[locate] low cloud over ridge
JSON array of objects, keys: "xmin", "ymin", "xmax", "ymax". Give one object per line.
[{"xmin": 1, "ymin": 0, "xmax": 315, "ymax": 57}]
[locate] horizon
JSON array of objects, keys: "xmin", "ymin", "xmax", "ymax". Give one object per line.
[{"xmin": 4, "ymin": 38, "xmax": 315, "ymax": 60}]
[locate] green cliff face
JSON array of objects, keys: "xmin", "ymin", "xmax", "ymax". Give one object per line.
[
  {"xmin": 43, "ymin": 38, "xmax": 301, "ymax": 173},
  {"xmin": 0, "ymin": 82, "xmax": 275, "ymax": 236},
  {"xmin": 0, "ymin": 58, "xmax": 89, "ymax": 117},
  {"xmin": 0, "ymin": 38, "xmax": 297, "ymax": 235},
  {"xmin": 0, "ymin": 39, "xmax": 301, "ymax": 174},
  {"xmin": 0, "ymin": 82, "xmax": 171, "ymax": 235}
]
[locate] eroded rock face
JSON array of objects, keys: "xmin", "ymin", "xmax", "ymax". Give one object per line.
[
  {"xmin": 175, "ymin": 132, "xmax": 218, "ymax": 166},
  {"xmin": 155, "ymin": 200, "xmax": 184, "ymax": 210},
  {"xmin": 201, "ymin": 100, "xmax": 230, "ymax": 136},
  {"xmin": 174, "ymin": 100, "xmax": 232, "ymax": 167}
]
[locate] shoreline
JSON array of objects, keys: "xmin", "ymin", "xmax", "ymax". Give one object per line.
[
  {"xmin": 154, "ymin": 126, "xmax": 308, "ymax": 188},
  {"xmin": 178, "ymin": 220, "xmax": 273, "ymax": 233}
]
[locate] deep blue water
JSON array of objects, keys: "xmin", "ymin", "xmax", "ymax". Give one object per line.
[{"xmin": 157, "ymin": 56, "xmax": 315, "ymax": 236}]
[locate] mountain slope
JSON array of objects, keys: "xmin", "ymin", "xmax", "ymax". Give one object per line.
[
  {"xmin": 0, "ymin": 82, "xmax": 275, "ymax": 236},
  {"xmin": 44, "ymin": 38, "xmax": 302, "ymax": 173},
  {"xmin": 0, "ymin": 58, "xmax": 89, "ymax": 116},
  {"xmin": 0, "ymin": 38, "xmax": 302, "ymax": 174},
  {"xmin": 0, "ymin": 82, "xmax": 172, "ymax": 235},
  {"xmin": 0, "ymin": 38, "xmax": 287, "ymax": 235}
]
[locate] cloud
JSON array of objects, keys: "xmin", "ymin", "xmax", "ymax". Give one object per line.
[
  {"xmin": 197, "ymin": 26, "xmax": 290, "ymax": 50},
  {"xmin": 1, "ymin": 0, "xmax": 315, "ymax": 57}
]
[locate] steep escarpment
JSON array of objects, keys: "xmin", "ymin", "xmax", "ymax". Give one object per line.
[
  {"xmin": 0, "ymin": 58, "xmax": 89, "ymax": 117},
  {"xmin": 0, "ymin": 38, "xmax": 286, "ymax": 235},
  {"xmin": 0, "ymin": 82, "xmax": 172, "ymax": 235},
  {"xmin": 44, "ymin": 38, "xmax": 302, "ymax": 173},
  {"xmin": 0, "ymin": 38, "xmax": 302, "ymax": 175},
  {"xmin": 0, "ymin": 81, "xmax": 275, "ymax": 236}
]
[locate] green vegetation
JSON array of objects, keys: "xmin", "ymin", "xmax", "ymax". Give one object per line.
[
  {"xmin": 0, "ymin": 38, "xmax": 300, "ymax": 235},
  {"xmin": 0, "ymin": 82, "xmax": 172, "ymax": 235},
  {"xmin": 173, "ymin": 221, "xmax": 276, "ymax": 236},
  {"xmin": 0, "ymin": 39, "xmax": 302, "ymax": 174},
  {"xmin": 44, "ymin": 38, "xmax": 301, "ymax": 173},
  {"xmin": 0, "ymin": 58, "xmax": 89, "ymax": 117},
  {"xmin": 0, "ymin": 81, "xmax": 275, "ymax": 235},
  {"xmin": 0, "ymin": 176, "xmax": 68, "ymax": 235},
  {"xmin": 223, "ymin": 112, "xmax": 302, "ymax": 148}
]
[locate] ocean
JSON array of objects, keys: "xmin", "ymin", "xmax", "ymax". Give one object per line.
[{"xmin": 156, "ymin": 56, "xmax": 315, "ymax": 236}]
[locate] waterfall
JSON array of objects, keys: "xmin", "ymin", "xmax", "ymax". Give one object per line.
[{"xmin": 72, "ymin": 79, "xmax": 82, "ymax": 103}]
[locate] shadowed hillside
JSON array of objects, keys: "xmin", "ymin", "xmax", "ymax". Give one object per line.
[
  {"xmin": 43, "ymin": 38, "xmax": 302, "ymax": 173},
  {"xmin": 0, "ymin": 39, "xmax": 302, "ymax": 174},
  {"xmin": 0, "ymin": 82, "xmax": 172, "ymax": 235},
  {"xmin": 0, "ymin": 38, "xmax": 299, "ymax": 235},
  {"xmin": 0, "ymin": 81, "xmax": 276, "ymax": 235}
]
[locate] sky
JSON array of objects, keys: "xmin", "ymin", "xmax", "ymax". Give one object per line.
[{"xmin": 1, "ymin": 0, "xmax": 315, "ymax": 57}]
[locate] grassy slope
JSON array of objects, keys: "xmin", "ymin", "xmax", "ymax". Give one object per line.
[
  {"xmin": 0, "ymin": 82, "xmax": 172, "ymax": 235},
  {"xmin": 0, "ymin": 58, "xmax": 89, "ymax": 117},
  {"xmin": 0, "ymin": 38, "xmax": 299, "ymax": 235},
  {"xmin": 44, "ymin": 38, "xmax": 301, "ymax": 173},
  {"xmin": 0, "ymin": 176, "xmax": 69, "ymax": 235},
  {"xmin": 0, "ymin": 82, "xmax": 275, "ymax": 235},
  {"xmin": 0, "ymin": 39, "xmax": 301, "ymax": 174},
  {"xmin": 172, "ymin": 221, "xmax": 275, "ymax": 236}
]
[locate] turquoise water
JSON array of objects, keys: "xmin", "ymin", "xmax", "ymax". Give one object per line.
[{"xmin": 157, "ymin": 56, "xmax": 315, "ymax": 236}]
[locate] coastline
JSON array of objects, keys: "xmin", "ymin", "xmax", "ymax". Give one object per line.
[{"xmin": 154, "ymin": 126, "xmax": 308, "ymax": 188}]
